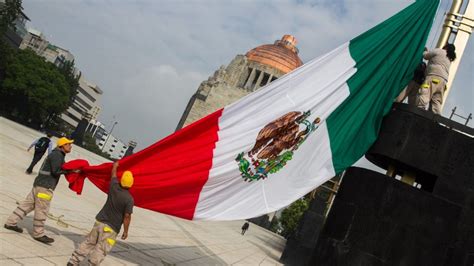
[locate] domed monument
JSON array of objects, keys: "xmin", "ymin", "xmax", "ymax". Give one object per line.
[{"xmin": 176, "ymin": 35, "xmax": 303, "ymax": 130}]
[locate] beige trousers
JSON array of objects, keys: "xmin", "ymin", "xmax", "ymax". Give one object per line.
[
  {"xmin": 415, "ymin": 75, "xmax": 446, "ymax": 114},
  {"xmin": 5, "ymin": 186, "xmax": 53, "ymax": 238},
  {"xmin": 395, "ymin": 80, "xmax": 419, "ymax": 105},
  {"xmin": 68, "ymin": 221, "xmax": 118, "ymax": 266}
]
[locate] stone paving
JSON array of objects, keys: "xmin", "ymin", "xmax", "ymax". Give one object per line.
[{"xmin": 0, "ymin": 117, "xmax": 285, "ymax": 265}]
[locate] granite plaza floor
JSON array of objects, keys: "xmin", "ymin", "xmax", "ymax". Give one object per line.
[{"xmin": 0, "ymin": 117, "xmax": 285, "ymax": 265}]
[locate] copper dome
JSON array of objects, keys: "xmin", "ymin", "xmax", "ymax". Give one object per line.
[{"xmin": 245, "ymin": 35, "xmax": 303, "ymax": 74}]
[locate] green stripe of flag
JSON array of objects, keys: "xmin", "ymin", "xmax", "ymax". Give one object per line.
[{"xmin": 327, "ymin": 0, "xmax": 440, "ymax": 173}]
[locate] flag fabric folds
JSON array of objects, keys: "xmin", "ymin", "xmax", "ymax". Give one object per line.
[{"xmin": 65, "ymin": 0, "xmax": 439, "ymax": 220}]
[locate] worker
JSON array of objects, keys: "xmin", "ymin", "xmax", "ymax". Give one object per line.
[
  {"xmin": 67, "ymin": 161, "xmax": 134, "ymax": 266},
  {"xmin": 4, "ymin": 137, "xmax": 78, "ymax": 244},
  {"xmin": 416, "ymin": 44, "xmax": 456, "ymax": 114},
  {"xmin": 395, "ymin": 62, "xmax": 426, "ymax": 104}
]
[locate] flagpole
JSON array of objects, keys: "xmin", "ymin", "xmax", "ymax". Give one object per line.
[
  {"xmin": 436, "ymin": 0, "xmax": 462, "ymax": 48},
  {"xmin": 437, "ymin": 0, "xmax": 474, "ymax": 111}
]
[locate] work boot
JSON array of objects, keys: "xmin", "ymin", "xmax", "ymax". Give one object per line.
[
  {"xmin": 34, "ymin": 235, "xmax": 54, "ymax": 244},
  {"xmin": 4, "ymin": 224, "xmax": 23, "ymax": 233}
]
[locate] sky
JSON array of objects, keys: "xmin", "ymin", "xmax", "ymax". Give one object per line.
[{"xmin": 23, "ymin": 0, "xmax": 473, "ymax": 152}]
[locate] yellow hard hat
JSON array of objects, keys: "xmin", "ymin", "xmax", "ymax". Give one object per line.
[
  {"xmin": 121, "ymin": 171, "xmax": 134, "ymax": 188},
  {"xmin": 57, "ymin": 137, "xmax": 74, "ymax": 147}
]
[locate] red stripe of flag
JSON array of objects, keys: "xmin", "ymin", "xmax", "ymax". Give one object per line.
[{"xmin": 70, "ymin": 109, "xmax": 223, "ymax": 220}]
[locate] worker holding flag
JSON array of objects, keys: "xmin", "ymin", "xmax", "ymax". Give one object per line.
[
  {"xmin": 4, "ymin": 137, "xmax": 78, "ymax": 244},
  {"xmin": 68, "ymin": 161, "xmax": 134, "ymax": 266}
]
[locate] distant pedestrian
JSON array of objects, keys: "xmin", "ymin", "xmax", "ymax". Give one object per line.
[
  {"xmin": 26, "ymin": 133, "xmax": 53, "ymax": 174},
  {"xmin": 241, "ymin": 222, "xmax": 250, "ymax": 235},
  {"xmin": 67, "ymin": 161, "xmax": 134, "ymax": 266},
  {"xmin": 4, "ymin": 137, "xmax": 79, "ymax": 244}
]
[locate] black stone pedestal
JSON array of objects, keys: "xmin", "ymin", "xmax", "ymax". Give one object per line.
[
  {"xmin": 280, "ymin": 194, "xmax": 327, "ymax": 265},
  {"xmin": 281, "ymin": 104, "xmax": 473, "ymax": 266},
  {"xmin": 309, "ymin": 167, "xmax": 464, "ymax": 266}
]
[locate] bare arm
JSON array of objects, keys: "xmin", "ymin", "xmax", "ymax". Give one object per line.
[
  {"xmin": 423, "ymin": 51, "xmax": 433, "ymax": 60},
  {"xmin": 47, "ymin": 142, "xmax": 52, "ymax": 154},
  {"xmin": 423, "ymin": 48, "xmax": 440, "ymax": 60},
  {"xmin": 112, "ymin": 161, "xmax": 119, "ymax": 178},
  {"xmin": 121, "ymin": 213, "xmax": 131, "ymax": 240}
]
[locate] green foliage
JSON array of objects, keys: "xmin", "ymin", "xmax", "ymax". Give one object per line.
[
  {"xmin": 0, "ymin": 40, "xmax": 14, "ymax": 78},
  {"xmin": 269, "ymin": 215, "xmax": 281, "ymax": 234},
  {"xmin": 279, "ymin": 198, "xmax": 310, "ymax": 238},
  {"xmin": 0, "ymin": 48, "xmax": 70, "ymax": 126},
  {"xmin": 57, "ymin": 60, "xmax": 80, "ymax": 105},
  {"xmin": 0, "ymin": 0, "xmax": 22, "ymax": 89},
  {"xmin": 44, "ymin": 113, "xmax": 73, "ymax": 134},
  {"xmin": 0, "ymin": 0, "xmax": 23, "ymax": 34}
]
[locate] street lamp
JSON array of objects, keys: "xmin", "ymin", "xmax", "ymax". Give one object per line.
[{"xmin": 101, "ymin": 121, "xmax": 118, "ymax": 152}]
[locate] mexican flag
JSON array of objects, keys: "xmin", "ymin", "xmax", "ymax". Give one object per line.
[{"xmin": 66, "ymin": 0, "xmax": 439, "ymax": 220}]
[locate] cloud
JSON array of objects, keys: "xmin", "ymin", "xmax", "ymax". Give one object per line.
[
  {"xmin": 22, "ymin": 0, "xmax": 473, "ymax": 150},
  {"xmin": 106, "ymin": 65, "xmax": 205, "ymax": 146}
]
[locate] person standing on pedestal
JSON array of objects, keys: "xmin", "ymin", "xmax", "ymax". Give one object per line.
[
  {"xmin": 395, "ymin": 62, "xmax": 426, "ymax": 104},
  {"xmin": 416, "ymin": 44, "xmax": 456, "ymax": 114}
]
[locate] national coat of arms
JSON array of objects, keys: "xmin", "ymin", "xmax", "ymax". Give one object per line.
[{"xmin": 235, "ymin": 110, "xmax": 320, "ymax": 182}]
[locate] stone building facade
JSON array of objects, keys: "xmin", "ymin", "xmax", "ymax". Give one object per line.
[
  {"xmin": 19, "ymin": 28, "xmax": 49, "ymax": 55},
  {"xmin": 61, "ymin": 76, "xmax": 103, "ymax": 128},
  {"xmin": 176, "ymin": 35, "xmax": 303, "ymax": 130}
]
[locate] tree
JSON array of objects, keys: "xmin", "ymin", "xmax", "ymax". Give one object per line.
[
  {"xmin": 0, "ymin": 48, "xmax": 70, "ymax": 127},
  {"xmin": 0, "ymin": 38, "xmax": 14, "ymax": 80},
  {"xmin": 57, "ymin": 59, "xmax": 80, "ymax": 105},
  {"xmin": 0, "ymin": 0, "xmax": 23, "ymax": 80},
  {"xmin": 279, "ymin": 198, "xmax": 310, "ymax": 238},
  {"xmin": 0, "ymin": 0, "xmax": 23, "ymax": 34},
  {"xmin": 45, "ymin": 59, "xmax": 81, "ymax": 129},
  {"xmin": 269, "ymin": 215, "xmax": 281, "ymax": 234}
]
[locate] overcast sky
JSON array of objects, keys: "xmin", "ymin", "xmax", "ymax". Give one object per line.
[{"xmin": 23, "ymin": 0, "xmax": 473, "ymax": 151}]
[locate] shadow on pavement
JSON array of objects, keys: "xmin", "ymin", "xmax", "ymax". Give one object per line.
[
  {"xmin": 14, "ymin": 217, "xmax": 228, "ymax": 265},
  {"xmin": 56, "ymin": 227, "xmax": 228, "ymax": 265}
]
